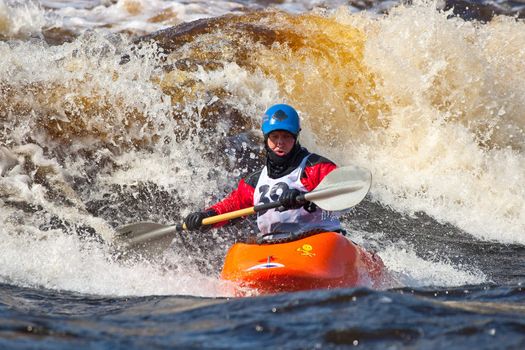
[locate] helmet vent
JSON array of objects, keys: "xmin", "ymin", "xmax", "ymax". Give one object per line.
[{"xmin": 272, "ymin": 110, "xmax": 288, "ymax": 121}]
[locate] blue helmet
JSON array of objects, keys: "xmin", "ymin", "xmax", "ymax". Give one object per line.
[{"xmin": 261, "ymin": 104, "xmax": 301, "ymax": 136}]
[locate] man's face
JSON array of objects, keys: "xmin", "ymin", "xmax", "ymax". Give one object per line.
[{"xmin": 267, "ymin": 130, "xmax": 295, "ymax": 156}]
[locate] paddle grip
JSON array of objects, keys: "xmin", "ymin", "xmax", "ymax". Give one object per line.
[
  {"xmin": 253, "ymin": 194, "xmax": 306, "ymax": 213},
  {"xmin": 254, "ymin": 200, "xmax": 283, "ymax": 212},
  {"xmin": 201, "ymin": 200, "xmax": 290, "ymax": 228},
  {"xmin": 202, "ymin": 207, "xmax": 257, "ymax": 226},
  {"xmin": 296, "ymin": 193, "xmax": 306, "ymax": 204}
]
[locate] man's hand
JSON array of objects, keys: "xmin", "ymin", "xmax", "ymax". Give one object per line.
[
  {"xmin": 184, "ymin": 211, "xmax": 215, "ymax": 230},
  {"xmin": 280, "ymin": 188, "xmax": 306, "ymax": 209}
]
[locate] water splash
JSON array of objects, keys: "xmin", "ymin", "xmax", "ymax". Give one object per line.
[
  {"xmin": 380, "ymin": 245, "xmax": 487, "ymax": 287},
  {"xmin": 349, "ymin": 1, "xmax": 525, "ymax": 243},
  {"xmin": 0, "ymin": 0, "xmax": 46, "ymax": 39},
  {"xmin": 0, "ymin": 1, "xmax": 524, "ymax": 296}
]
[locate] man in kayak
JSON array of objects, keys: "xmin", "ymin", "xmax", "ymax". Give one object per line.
[{"xmin": 184, "ymin": 104, "xmax": 343, "ymax": 240}]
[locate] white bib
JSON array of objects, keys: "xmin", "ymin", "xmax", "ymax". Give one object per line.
[{"xmin": 253, "ymin": 155, "xmax": 341, "ymax": 235}]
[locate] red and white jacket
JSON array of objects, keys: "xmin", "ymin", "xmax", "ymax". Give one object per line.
[{"xmin": 207, "ymin": 153, "xmax": 338, "ymax": 232}]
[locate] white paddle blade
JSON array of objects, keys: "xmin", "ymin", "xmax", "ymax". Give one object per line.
[{"xmin": 305, "ymin": 165, "xmax": 372, "ymax": 211}]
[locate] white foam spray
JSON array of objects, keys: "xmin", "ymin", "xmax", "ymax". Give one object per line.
[
  {"xmin": 0, "ymin": 0, "xmax": 47, "ymax": 38},
  {"xmin": 328, "ymin": 2, "xmax": 525, "ymax": 244},
  {"xmin": 0, "ymin": 1, "xmax": 523, "ymax": 297}
]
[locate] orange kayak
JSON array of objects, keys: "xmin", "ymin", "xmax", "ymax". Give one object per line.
[{"xmin": 221, "ymin": 232, "xmax": 385, "ymax": 296}]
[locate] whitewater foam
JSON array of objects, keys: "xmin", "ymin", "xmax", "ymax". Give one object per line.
[
  {"xmin": 0, "ymin": 1, "xmax": 523, "ymax": 296},
  {"xmin": 329, "ymin": 2, "xmax": 525, "ymax": 244},
  {"xmin": 0, "ymin": 0, "xmax": 46, "ymax": 39}
]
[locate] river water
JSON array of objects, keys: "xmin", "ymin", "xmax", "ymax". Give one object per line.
[{"xmin": 1, "ymin": 0, "xmax": 524, "ymax": 348}]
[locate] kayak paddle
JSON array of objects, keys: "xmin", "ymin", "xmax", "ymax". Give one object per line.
[{"xmin": 114, "ymin": 165, "xmax": 371, "ymax": 251}]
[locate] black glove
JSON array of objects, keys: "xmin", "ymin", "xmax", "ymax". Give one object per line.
[
  {"xmin": 184, "ymin": 210, "xmax": 215, "ymax": 231},
  {"xmin": 279, "ymin": 188, "xmax": 306, "ymax": 209}
]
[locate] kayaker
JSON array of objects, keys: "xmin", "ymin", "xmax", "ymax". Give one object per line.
[{"xmin": 184, "ymin": 104, "xmax": 343, "ymax": 240}]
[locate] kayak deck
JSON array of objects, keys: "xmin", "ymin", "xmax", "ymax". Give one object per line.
[{"xmin": 221, "ymin": 232, "xmax": 385, "ymax": 295}]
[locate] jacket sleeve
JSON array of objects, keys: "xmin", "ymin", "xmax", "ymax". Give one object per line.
[
  {"xmin": 301, "ymin": 156, "xmax": 337, "ymax": 192},
  {"xmin": 206, "ymin": 178, "xmax": 255, "ymax": 227}
]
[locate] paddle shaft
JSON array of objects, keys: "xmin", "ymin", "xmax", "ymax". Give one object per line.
[
  {"xmin": 118, "ymin": 165, "xmax": 371, "ymax": 248},
  {"xmin": 202, "ymin": 200, "xmax": 283, "ymax": 226},
  {"xmin": 125, "ymin": 198, "xmax": 285, "ymax": 246},
  {"xmin": 128, "ymin": 188, "xmax": 345, "ymax": 245},
  {"xmin": 201, "ymin": 184, "xmax": 362, "ymax": 227}
]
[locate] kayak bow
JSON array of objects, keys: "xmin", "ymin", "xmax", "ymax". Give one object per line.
[{"xmin": 221, "ymin": 231, "xmax": 385, "ymax": 296}]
